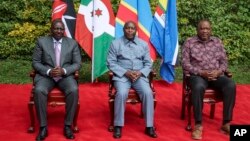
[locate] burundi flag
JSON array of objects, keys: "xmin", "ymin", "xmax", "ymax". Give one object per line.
[
  {"xmin": 150, "ymin": 0, "xmax": 178, "ymax": 83},
  {"xmin": 52, "ymin": 0, "xmax": 76, "ymax": 39},
  {"xmin": 115, "ymin": 0, "xmax": 157, "ymax": 60},
  {"xmin": 75, "ymin": 0, "xmax": 115, "ymax": 81}
]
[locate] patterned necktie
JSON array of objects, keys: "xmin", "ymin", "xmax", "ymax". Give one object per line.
[{"xmin": 54, "ymin": 41, "xmax": 60, "ymax": 67}]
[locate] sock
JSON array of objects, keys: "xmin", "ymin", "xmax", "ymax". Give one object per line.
[{"xmin": 223, "ymin": 120, "xmax": 230, "ymax": 125}]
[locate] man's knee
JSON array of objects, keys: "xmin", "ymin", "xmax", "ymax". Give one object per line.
[
  {"xmin": 34, "ymin": 86, "xmax": 48, "ymax": 96},
  {"xmin": 116, "ymin": 88, "xmax": 129, "ymax": 98},
  {"xmin": 191, "ymin": 83, "xmax": 206, "ymax": 93},
  {"xmin": 65, "ymin": 85, "xmax": 78, "ymax": 96}
]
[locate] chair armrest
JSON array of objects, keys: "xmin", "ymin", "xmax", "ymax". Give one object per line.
[
  {"xmin": 30, "ymin": 70, "xmax": 36, "ymax": 78},
  {"xmin": 74, "ymin": 71, "xmax": 79, "ymax": 80},
  {"xmin": 108, "ymin": 72, "xmax": 114, "ymax": 97},
  {"xmin": 224, "ymin": 71, "xmax": 232, "ymax": 78}
]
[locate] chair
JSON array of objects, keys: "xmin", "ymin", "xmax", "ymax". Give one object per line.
[
  {"xmin": 108, "ymin": 71, "xmax": 157, "ymax": 132},
  {"xmin": 27, "ymin": 70, "xmax": 80, "ymax": 133},
  {"xmin": 180, "ymin": 71, "xmax": 232, "ymax": 131}
]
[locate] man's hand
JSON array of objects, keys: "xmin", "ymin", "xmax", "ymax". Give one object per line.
[
  {"xmin": 125, "ymin": 70, "xmax": 142, "ymax": 82},
  {"xmin": 200, "ymin": 70, "xmax": 210, "ymax": 78},
  {"xmin": 208, "ymin": 70, "xmax": 222, "ymax": 80},
  {"xmin": 200, "ymin": 69, "xmax": 222, "ymax": 81},
  {"xmin": 49, "ymin": 67, "xmax": 65, "ymax": 77}
]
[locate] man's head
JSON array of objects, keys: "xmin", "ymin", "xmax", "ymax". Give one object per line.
[
  {"xmin": 197, "ymin": 19, "xmax": 212, "ymax": 41},
  {"xmin": 123, "ymin": 21, "xmax": 137, "ymax": 40},
  {"xmin": 51, "ymin": 19, "xmax": 65, "ymax": 40}
]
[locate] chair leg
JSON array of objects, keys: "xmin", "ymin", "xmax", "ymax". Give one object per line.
[
  {"xmin": 28, "ymin": 102, "xmax": 35, "ymax": 133},
  {"xmin": 73, "ymin": 102, "xmax": 80, "ymax": 133},
  {"xmin": 108, "ymin": 99, "xmax": 114, "ymax": 132},
  {"xmin": 140, "ymin": 103, "xmax": 144, "ymax": 118},
  {"xmin": 210, "ymin": 103, "xmax": 215, "ymax": 119},
  {"xmin": 186, "ymin": 99, "xmax": 192, "ymax": 131},
  {"xmin": 181, "ymin": 92, "xmax": 186, "ymax": 120}
]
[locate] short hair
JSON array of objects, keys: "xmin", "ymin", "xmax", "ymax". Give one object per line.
[
  {"xmin": 123, "ymin": 20, "xmax": 137, "ymax": 29},
  {"xmin": 51, "ymin": 18, "xmax": 64, "ymax": 28},
  {"xmin": 197, "ymin": 19, "xmax": 211, "ymax": 29}
]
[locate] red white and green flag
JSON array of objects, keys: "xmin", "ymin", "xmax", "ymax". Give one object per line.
[{"xmin": 75, "ymin": 0, "xmax": 115, "ymax": 81}]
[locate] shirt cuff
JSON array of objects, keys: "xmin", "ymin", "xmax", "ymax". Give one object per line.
[
  {"xmin": 63, "ymin": 68, "xmax": 67, "ymax": 75},
  {"xmin": 47, "ymin": 69, "xmax": 51, "ymax": 76}
]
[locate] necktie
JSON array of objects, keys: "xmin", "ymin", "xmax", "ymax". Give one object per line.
[
  {"xmin": 55, "ymin": 42, "xmax": 60, "ymax": 67},
  {"xmin": 54, "ymin": 42, "xmax": 61, "ymax": 81}
]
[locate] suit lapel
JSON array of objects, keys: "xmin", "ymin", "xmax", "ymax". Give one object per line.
[
  {"xmin": 47, "ymin": 37, "xmax": 57, "ymax": 66},
  {"xmin": 60, "ymin": 37, "xmax": 67, "ymax": 66}
]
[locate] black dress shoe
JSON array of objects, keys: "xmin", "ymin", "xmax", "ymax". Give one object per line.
[
  {"xmin": 113, "ymin": 126, "xmax": 122, "ymax": 139},
  {"xmin": 36, "ymin": 127, "xmax": 48, "ymax": 141},
  {"xmin": 64, "ymin": 126, "xmax": 75, "ymax": 139},
  {"xmin": 145, "ymin": 127, "xmax": 157, "ymax": 138}
]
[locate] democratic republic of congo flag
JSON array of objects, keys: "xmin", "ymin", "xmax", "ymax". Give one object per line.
[{"xmin": 115, "ymin": 0, "xmax": 157, "ymax": 60}]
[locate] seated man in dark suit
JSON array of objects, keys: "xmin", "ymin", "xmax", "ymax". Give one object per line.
[
  {"xmin": 32, "ymin": 19, "xmax": 81, "ymax": 140},
  {"xmin": 182, "ymin": 19, "xmax": 236, "ymax": 140}
]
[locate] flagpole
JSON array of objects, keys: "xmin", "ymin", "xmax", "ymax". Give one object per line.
[{"xmin": 91, "ymin": 0, "xmax": 95, "ymax": 83}]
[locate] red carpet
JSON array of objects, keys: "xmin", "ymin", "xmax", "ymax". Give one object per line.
[{"xmin": 0, "ymin": 81, "xmax": 250, "ymax": 141}]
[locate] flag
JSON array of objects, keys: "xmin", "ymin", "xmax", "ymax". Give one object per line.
[
  {"xmin": 115, "ymin": 0, "xmax": 157, "ymax": 60},
  {"xmin": 150, "ymin": 0, "xmax": 178, "ymax": 83},
  {"xmin": 52, "ymin": 0, "xmax": 76, "ymax": 39},
  {"xmin": 75, "ymin": 0, "xmax": 115, "ymax": 81}
]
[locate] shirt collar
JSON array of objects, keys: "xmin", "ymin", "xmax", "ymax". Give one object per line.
[
  {"xmin": 195, "ymin": 36, "xmax": 215, "ymax": 43},
  {"xmin": 123, "ymin": 36, "xmax": 138, "ymax": 45},
  {"xmin": 53, "ymin": 38, "xmax": 62, "ymax": 44}
]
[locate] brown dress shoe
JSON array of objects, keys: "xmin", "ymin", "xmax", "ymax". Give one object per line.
[
  {"xmin": 221, "ymin": 123, "xmax": 230, "ymax": 135},
  {"xmin": 192, "ymin": 124, "xmax": 203, "ymax": 140}
]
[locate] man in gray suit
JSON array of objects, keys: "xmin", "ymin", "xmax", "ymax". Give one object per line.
[
  {"xmin": 32, "ymin": 19, "xmax": 81, "ymax": 140},
  {"xmin": 107, "ymin": 21, "xmax": 157, "ymax": 138}
]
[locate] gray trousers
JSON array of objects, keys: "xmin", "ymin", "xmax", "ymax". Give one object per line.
[
  {"xmin": 33, "ymin": 76, "xmax": 78, "ymax": 127},
  {"xmin": 113, "ymin": 77, "xmax": 154, "ymax": 127}
]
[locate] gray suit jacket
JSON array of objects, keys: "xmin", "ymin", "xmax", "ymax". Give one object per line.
[
  {"xmin": 32, "ymin": 36, "xmax": 82, "ymax": 82},
  {"xmin": 107, "ymin": 36, "xmax": 152, "ymax": 82}
]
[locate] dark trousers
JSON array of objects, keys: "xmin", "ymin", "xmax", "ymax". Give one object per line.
[
  {"xmin": 34, "ymin": 76, "xmax": 78, "ymax": 127},
  {"xmin": 188, "ymin": 75, "xmax": 236, "ymax": 124}
]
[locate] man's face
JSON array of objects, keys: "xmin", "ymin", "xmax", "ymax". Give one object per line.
[
  {"xmin": 197, "ymin": 21, "xmax": 211, "ymax": 41},
  {"xmin": 123, "ymin": 22, "xmax": 136, "ymax": 40},
  {"xmin": 51, "ymin": 21, "xmax": 65, "ymax": 40}
]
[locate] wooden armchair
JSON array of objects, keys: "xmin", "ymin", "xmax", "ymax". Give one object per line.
[
  {"xmin": 27, "ymin": 70, "xmax": 80, "ymax": 133},
  {"xmin": 108, "ymin": 71, "xmax": 157, "ymax": 132},
  {"xmin": 181, "ymin": 71, "xmax": 232, "ymax": 131}
]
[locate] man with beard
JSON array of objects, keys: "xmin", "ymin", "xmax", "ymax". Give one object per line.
[
  {"xmin": 182, "ymin": 19, "xmax": 236, "ymax": 140},
  {"xmin": 107, "ymin": 21, "xmax": 157, "ymax": 139}
]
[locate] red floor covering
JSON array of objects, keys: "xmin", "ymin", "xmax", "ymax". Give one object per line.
[{"xmin": 0, "ymin": 81, "xmax": 249, "ymax": 141}]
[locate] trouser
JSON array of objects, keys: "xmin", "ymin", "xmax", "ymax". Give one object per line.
[
  {"xmin": 113, "ymin": 78, "xmax": 154, "ymax": 127},
  {"xmin": 188, "ymin": 75, "xmax": 236, "ymax": 124}
]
